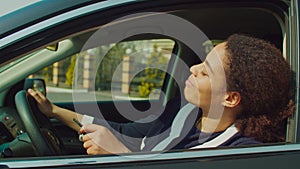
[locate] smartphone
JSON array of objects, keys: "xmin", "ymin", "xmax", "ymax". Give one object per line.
[
  {"xmin": 73, "ymin": 118, "xmax": 83, "ymax": 127},
  {"xmin": 73, "ymin": 118, "xmax": 85, "ymax": 142}
]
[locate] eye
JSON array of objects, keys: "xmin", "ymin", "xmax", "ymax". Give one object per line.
[
  {"xmin": 201, "ymin": 71, "xmax": 208, "ymax": 76},
  {"xmin": 201, "ymin": 66, "xmax": 209, "ymax": 76}
]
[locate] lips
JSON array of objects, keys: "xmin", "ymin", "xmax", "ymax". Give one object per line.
[{"xmin": 185, "ymin": 76, "xmax": 194, "ymax": 87}]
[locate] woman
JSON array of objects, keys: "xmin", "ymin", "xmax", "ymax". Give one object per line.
[
  {"xmin": 28, "ymin": 34, "xmax": 295, "ymax": 154},
  {"xmin": 179, "ymin": 34, "xmax": 295, "ymax": 150}
]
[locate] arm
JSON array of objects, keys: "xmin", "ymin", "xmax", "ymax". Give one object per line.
[
  {"xmin": 28, "ymin": 89, "xmax": 145, "ymax": 152},
  {"xmin": 88, "ymin": 97, "xmax": 185, "ymax": 152},
  {"xmin": 28, "ymin": 89, "xmax": 83, "ymax": 131}
]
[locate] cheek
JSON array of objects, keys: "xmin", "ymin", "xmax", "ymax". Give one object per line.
[
  {"xmin": 197, "ymin": 79, "xmax": 212, "ymax": 96},
  {"xmin": 198, "ymin": 85, "xmax": 212, "ymax": 106},
  {"xmin": 184, "ymin": 79, "xmax": 212, "ymax": 107},
  {"xmin": 197, "ymin": 78, "xmax": 213, "ymax": 107}
]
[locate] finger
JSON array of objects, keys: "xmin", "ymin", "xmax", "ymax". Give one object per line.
[
  {"xmin": 34, "ymin": 89, "xmax": 46, "ymax": 99},
  {"xmin": 83, "ymin": 139, "xmax": 93, "ymax": 149},
  {"xmin": 82, "ymin": 131, "xmax": 100, "ymax": 143},
  {"xmin": 83, "ymin": 140, "xmax": 106, "ymax": 155},
  {"xmin": 81, "ymin": 123, "xmax": 100, "ymax": 133},
  {"xmin": 28, "ymin": 88, "xmax": 43, "ymax": 102},
  {"xmin": 82, "ymin": 134, "xmax": 91, "ymax": 142},
  {"xmin": 86, "ymin": 146, "xmax": 99, "ymax": 155},
  {"xmin": 79, "ymin": 126, "xmax": 86, "ymax": 134},
  {"xmin": 86, "ymin": 148, "xmax": 95, "ymax": 155},
  {"xmin": 85, "ymin": 143, "xmax": 110, "ymax": 155},
  {"xmin": 86, "ymin": 147, "xmax": 108, "ymax": 155}
]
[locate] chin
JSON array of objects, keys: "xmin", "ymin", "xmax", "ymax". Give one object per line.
[
  {"xmin": 184, "ymin": 90, "xmax": 201, "ymax": 107},
  {"xmin": 183, "ymin": 87, "xmax": 189, "ymax": 100}
]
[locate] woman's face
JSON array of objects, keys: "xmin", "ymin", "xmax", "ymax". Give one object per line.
[{"xmin": 184, "ymin": 43, "xmax": 227, "ymax": 113}]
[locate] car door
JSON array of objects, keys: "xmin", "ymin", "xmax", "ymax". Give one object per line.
[{"xmin": 1, "ymin": 0, "xmax": 300, "ymax": 168}]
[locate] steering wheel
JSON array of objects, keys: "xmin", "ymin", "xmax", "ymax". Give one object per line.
[{"xmin": 15, "ymin": 90, "xmax": 64, "ymax": 156}]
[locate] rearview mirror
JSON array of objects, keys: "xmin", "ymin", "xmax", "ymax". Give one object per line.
[
  {"xmin": 46, "ymin": 43, "xmax": 58, "ymax": 51},
  {"xmin": 24, "ymin": 78, "xmax": 47, "ymax": 96}
]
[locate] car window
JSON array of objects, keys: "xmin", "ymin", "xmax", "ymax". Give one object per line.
[
  {"xmin": 30, "ymin": 39, "xmax": 175, "ymax": 102},
  {"xmin": 2, "ymin": 0, "xmax": 299, "ymax": 167}
]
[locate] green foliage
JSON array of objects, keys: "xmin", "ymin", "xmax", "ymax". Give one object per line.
[
  {"xmin": 41, "ymin": 66, "xmax": 52, "ymax": 82},
  {"xmin": 138, "ymin": 44, "xmax": 168, "ymax": 97},
  {"xmin": 65, "ymin": 55, "xmax": 76, "ymax": 86},
  {"xmin": 33, "ymin": 64, "xmax": 52, "ymax": 83},
  {"xmin": 138, "ymin": 80, "xmax": 155, "ymax": 97},
  {"xmin": 95, "ymin": 43, "xmax": 127, "ymax": 90}
]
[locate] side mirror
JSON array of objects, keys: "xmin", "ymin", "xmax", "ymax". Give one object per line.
[{"xmin": 24, "ymin": 78, "xmax": 47, "ymax": 96}]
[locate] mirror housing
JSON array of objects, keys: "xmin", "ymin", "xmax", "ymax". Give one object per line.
[{"xmin": 46, "ymin": 43, "xmax": 58, "ymax": 51}]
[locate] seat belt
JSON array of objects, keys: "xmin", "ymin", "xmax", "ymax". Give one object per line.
[
  {"xmin": 151, "ymin": 103, "xmax": 239, "ymax": 151},
  {"xmin": 151, "ymin": 103, "xmax": 196, "ymax": 151}
]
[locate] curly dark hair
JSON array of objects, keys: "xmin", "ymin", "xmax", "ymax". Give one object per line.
[{"xmin": 224, "ymin": 34, "xmax": 295, "ymax": 143}]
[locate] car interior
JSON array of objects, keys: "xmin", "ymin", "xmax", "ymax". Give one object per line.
[{"xmin": 0, "ymin": 2, "xmax": 292, "ymax": 158}]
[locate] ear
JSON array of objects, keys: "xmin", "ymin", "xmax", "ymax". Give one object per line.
[{"xmin": 223, "ymin": 91, "xmax": 241, "ymax": 108}]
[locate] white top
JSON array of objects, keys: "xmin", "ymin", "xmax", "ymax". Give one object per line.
[{"xmin": 189, "ymin": 124, "xmax": 239, "ymax": 149}]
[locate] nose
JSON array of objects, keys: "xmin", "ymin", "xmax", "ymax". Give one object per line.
[{"xmin": 190, "ymin": 63, "xmax": 202, "ymax": 76}]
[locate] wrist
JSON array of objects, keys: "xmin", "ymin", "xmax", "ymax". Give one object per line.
[{"xmin": 51, "ymin": 104, "xmax": 62, "ymax": 118}]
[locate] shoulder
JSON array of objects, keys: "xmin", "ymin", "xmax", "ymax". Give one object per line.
[{"xmin": 222, "ymin": 132, "xmax": 261, "ymax": 146}]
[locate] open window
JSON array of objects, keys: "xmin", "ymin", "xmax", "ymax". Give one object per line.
[
  {"xmin": 0, "ymin": 0, "xmax": 299, "ymax": 168},
  {"xmin": 31, "ymin": 39, "xmax": 175, "ymax": 103}
]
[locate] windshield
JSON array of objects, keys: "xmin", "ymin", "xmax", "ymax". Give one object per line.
[{"xmin": 0, "ymin": 0, "xmax": 40, "ymax": 17}]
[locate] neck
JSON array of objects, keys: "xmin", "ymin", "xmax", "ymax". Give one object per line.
[{"xmin": 196, "ymin": 115, "xmax": 235, "ymax": 133}]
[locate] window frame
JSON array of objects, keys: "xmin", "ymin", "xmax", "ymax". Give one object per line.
[{"xmin": 0, "ymin": 0, "xmax": 299, "ymax": 167}]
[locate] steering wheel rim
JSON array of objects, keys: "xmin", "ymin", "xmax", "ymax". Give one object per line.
[{"xmin": 15, "ymin": 90, "xmax": 64, "ymax": 156}]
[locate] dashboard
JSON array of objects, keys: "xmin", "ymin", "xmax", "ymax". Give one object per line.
[
  {"xmin": 0, "ymin": 108, "xmax": 20, "ymax": 144},
  {"xmin": 0, "ymin": 107, "xmax": 35, "ymax": 157}
]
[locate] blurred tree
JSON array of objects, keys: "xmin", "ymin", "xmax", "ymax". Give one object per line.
[
  {"xmin": 95, "ymin": 43, "xmax": 126, "ymax": 91},
  {"xmin": 138, "ymin": 44, "xmax": 168, "ymax": 97},
  {"xmin": 65, "ymin": 55, "xmax": 76, "ymax": 86}
]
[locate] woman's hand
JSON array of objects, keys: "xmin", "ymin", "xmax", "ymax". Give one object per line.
[
  {"xmin": 27, "ymin": 88, "xmax": 58, "ymax": 118},
  {"xmin": 80, "ymin": 123, "xmax": 131, "ymax": 155}
]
